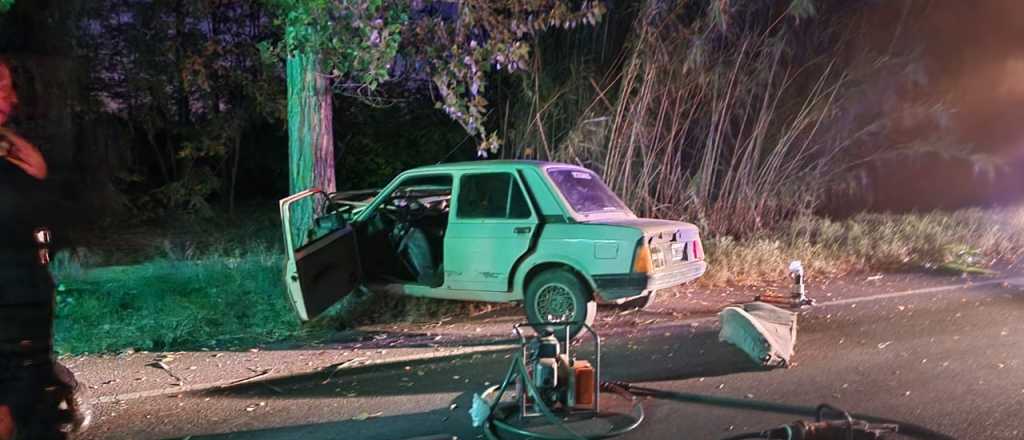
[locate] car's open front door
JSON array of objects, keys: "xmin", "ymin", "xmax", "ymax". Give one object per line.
[{"xmin": 280, "ymin": 189, "xmax": 363, "ymax": 321}]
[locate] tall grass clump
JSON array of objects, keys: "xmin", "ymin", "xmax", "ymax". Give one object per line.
[
  {"xmin": 702, "ymin": 206, "xmax": 1024, "ymax": 285},
  {"xmin": 500, "ymin": 1, "xmax": 973, "ymax": 238}
]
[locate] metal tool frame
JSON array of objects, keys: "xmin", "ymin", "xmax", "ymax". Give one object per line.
[{"xmin": 512, "ymin": 321, "xmax": 601, "ymax": 418}]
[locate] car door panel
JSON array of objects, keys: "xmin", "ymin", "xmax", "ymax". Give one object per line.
[
  {"xmin": 279, "ymin": 189, "xmax": 362, "ymax": 321},
  {"xmin": 445, "ymin": 173, "xmax": 537, "ymax": 292},
  {"xmin": 293, "ymin": 226, "xmax": 362, "ymax": 319}
]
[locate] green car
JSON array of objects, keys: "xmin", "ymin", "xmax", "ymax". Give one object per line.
[{"xmin": 279, "ymin": 160, "xmax": 706, "ymax": 335}]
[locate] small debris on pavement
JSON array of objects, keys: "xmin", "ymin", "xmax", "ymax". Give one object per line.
[
  {"xmin": 244, "ymin": 402, "xmax": 266, "ymax": 412},
  {"xmin": 352, "ymin": 411, "xmax": 383, "ymax": 421},
  {"xmin": 223, "ymin": 369, "xmax": 272, "ymax": 387},
  {"xmin": 877, "ymin": 341, "xmax": 894, "ymax": 349},
  {"xmin": 148, "ymin": 360, "xmax": 184, "ymax": 382}
]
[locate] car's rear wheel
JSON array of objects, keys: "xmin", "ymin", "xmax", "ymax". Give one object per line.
[{"xmin": 524, "ymin": 268, "xmax": 596, "ymax": 340}]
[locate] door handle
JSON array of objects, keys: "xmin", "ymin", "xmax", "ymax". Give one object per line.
[{"xmin": 513, "ymin": 226, "xmax": 532, "ymax": 234}]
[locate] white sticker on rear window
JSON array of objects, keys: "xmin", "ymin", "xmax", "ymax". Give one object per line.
[{"xmin": 571, "ymin": 171, "xmax": 592, "ymax": 179}]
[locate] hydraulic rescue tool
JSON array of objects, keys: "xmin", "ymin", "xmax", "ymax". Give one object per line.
[
  {"xmin": 472, "ymin": 321, "xmax": 955, "ymax": 440},
  {"xmin": 470, "ymin": 322, "xmax": 643, "ymax": 440}
]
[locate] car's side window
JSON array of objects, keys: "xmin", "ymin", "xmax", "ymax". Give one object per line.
[
  {"xmin": 507, "ymin": 179, "xmax": 531, "ymax": 219},
  {"xmin": 458, "ymin": 172, "xmax": 531, "ymax": 219}
]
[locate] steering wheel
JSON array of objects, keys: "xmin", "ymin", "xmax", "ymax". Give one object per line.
[
  {"xmin": 401, "ymin": 198, "xmax": 429, "ymax": 222},
  {"xmin": 380, "ymin": 197, "xmax": 428, "ymax": 223}
]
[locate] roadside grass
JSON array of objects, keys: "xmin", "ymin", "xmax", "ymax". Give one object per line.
[
  {"xmin": 52, "ymin": 247, "xmax": 299, "ymax": 355},
  {"xmin": 52, "ymin": 205, "xmax": 1024, "ymax": 355},
  {"xmin": 703, "ymin": 206, "xmax": 1024, "ymax": 286}
]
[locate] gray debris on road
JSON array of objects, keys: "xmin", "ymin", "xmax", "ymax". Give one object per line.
[{"xmin": 718, "ymin": 302, "xmax": 798, "ymax": 368}]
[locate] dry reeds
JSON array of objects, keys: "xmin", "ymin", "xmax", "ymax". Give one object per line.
[
  {"xmin": 500, "ymin": 1, "xmax": 872, "ymax": 237},
  {"xmin": 599, "ymin": 2, "xmax": 855, "ymax": 236}
]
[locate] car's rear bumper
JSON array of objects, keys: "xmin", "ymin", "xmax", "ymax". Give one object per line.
[
  {"xmin": 648, "ymin": 260, "xmax": 708, "ymax": 290},
  {"xmin": 591, "ymin": 261, "xmax": 707, "ymax": 303}
]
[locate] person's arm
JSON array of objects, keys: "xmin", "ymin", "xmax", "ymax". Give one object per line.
[{"xmin": 0, "ymin": 126, "xmax": 47, "ymax": 180}]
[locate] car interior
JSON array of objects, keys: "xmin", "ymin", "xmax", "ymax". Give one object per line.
[{"xmin": 352, "ymin": 174, "xmax": 453, "ymax": 287}]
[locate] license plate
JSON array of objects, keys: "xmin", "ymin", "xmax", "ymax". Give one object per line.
[{"xmin": 671, "ymin": 243, "xmax": 685, "ymax": 261}]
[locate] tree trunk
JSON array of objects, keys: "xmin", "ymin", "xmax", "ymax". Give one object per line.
[{"xmin": 286, "ymin": 51, "xmax": 335, "ymax": 247}]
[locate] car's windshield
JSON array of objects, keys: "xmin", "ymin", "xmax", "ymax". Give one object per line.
[{"xmin": 546, "ymin": 168, "xmax": 628, "ymax": 215}]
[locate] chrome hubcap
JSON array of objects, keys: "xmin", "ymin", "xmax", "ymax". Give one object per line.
[{"xmin": 535, "ymin": 283, "xmax": 577, "ymax": 322}]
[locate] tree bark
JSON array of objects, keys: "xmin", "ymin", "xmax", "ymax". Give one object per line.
[{"xmin": 286, "ymin": 51, "xmax": 335, "ymax": 247}]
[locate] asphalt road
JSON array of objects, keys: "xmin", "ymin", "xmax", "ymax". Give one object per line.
[{"xmin": 79, "ymin": 277, "xmax": 1024, "ymax": 440}]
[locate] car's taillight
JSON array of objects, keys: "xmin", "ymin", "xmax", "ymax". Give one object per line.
[
  {"xmin": 633, "ymin": 243, "xmax": 652, "ymax": 273},
  {"xmin": 692, "ymin": 239, "xmax": 704, "ymax": 260}
]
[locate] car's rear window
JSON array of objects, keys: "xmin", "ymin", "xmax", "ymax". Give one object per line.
[{"xmin": 546, "ymin": 168, "xmax": 627, "ymax": 214}]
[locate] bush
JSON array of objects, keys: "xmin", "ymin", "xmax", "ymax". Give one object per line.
[{"xmin": 702, "ymin": 206, "xmax": 1024, "ymax": 285}]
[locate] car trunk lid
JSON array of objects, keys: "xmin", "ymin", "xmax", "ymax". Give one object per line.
[{"xmin": 590, "ymin": 218, "xmax": 704, "ymax": 271}]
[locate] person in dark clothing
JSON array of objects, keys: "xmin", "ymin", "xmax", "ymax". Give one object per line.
[{"xmin": 0, "ymin": 59, "xmax": 88, "ymax": 440}]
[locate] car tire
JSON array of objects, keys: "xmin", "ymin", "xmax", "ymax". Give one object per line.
[{"xmin": 524, "ymin": 268, "xmax": 597, "ymax": 340}]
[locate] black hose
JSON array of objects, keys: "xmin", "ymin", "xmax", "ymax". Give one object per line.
[{"xmin": 614, "ymin": 383, "xmax": 956, "ymax": 440}]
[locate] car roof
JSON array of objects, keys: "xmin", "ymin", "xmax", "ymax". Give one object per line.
[{"xmin": 407, "ymin": 160, "xmax": 587, "ymax": 174}]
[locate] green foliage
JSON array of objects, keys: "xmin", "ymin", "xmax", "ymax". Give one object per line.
[
  {"xmin": 262, "ymin": 1, "xmax": 606, "ymax": 156},
  {"xmin": 264, "ymin": 0, "xmax": 408, "ymax": 90},
  {"xmin": 79, "ymin": 0, "xmax": 282, "ymax": 218},
  {"xmin": 335, "ymin": 99, "xmax": 470, "ymax": 189},
  {"xmin": 0, "ymin": 0, "xmax": 12, "ymax": 13},
  {"xmin": 407, "ymin": 1, "xmax": 607, "ymax": 153}
]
